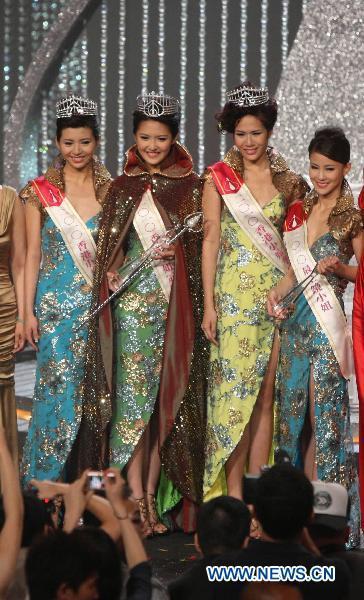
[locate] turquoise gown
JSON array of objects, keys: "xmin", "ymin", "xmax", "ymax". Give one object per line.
[
  {"xmin": 21, "ymin": 212, "xmax": 100, "ymax": 482},
  {"xmin": 276, "ymin": 227, "xmax": 361, "ymax": 547}
]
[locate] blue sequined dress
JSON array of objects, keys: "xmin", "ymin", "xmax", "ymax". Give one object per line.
[
  {"xmin": 20, "ymin": 162, "xmax": 111, "ymax": 482},
  {"xmin": 276, "ymin": 192, "xmax": 362, "ymax": 546}
]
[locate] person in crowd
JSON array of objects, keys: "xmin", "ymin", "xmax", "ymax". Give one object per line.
[
  {"xmin": 202, "ymin": 81, "xmax": 308, "ymax": 500},
  {"xmin": 308, "ymin": 481, "xmax": 364, "ymax": 600},
  {"xmin": 20, "ymin": 94, "xmax": 112, "ymax": 483},
  {"xmin": 208, "ymin": 464, "xmax": 350, "ymax": 600},
  {"xmin": 240, "ymin": 582, "xmax": 303, "ymax": 599},
  {"xmin": 77, "ymin": 91, "xmax": 207, "ymax": 535},
  {"xmin": 3, "ymin": 492, "xmax": 54, "ymax": 600},
  {"xmin": 267, "ymin": 127, "xmax": 362, "ymax": 547},
  {"xmin": 169, "ymin": 495, "xmax": 251, "ymax": 600},
  {"xmin": 0, "ymin": 426, "xmax": 23, "ymax": 598},
  {"xmin": 0, "ymin": 184, "xmax": 25, "ymax": 463},
  {"xmin": 25, "ymin": 530, "xmax": 100, "ymax": 600},
  {"xmin": 31, "ymin": 469, "xmax": 153, "ymax": 599}
]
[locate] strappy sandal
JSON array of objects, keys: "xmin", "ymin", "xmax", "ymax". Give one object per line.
[
  {"xmin": 134, "ymin": 496, "xmax": 153, "ymax": 538},
  {"xmin": 146, "ymin": 492, "xmax": 169, "ymax": 536}
]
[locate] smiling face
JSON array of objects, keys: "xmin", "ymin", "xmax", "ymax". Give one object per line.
[
  {"xmin": 233, "ymin": 114, "xmax": 271, "ymax": 163},
  {"xmin": 134, "ymin": 119, "xmax": 174, "ymax": 169},
  {"xmin": 309, "ymin": 151, "xmax": 351, "ymax": 199},
  {"xmin": 56, "ymin": 127, "xmax": 98, "ymax": 170}
]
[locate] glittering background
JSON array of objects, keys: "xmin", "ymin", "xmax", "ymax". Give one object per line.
[
  {"xmin": 0, "ymin": 0, "xmax": 307, "ymax": 188},
  {"xmin": 275, "ymin": 0, "xmax": 364, "ymax": 182}
]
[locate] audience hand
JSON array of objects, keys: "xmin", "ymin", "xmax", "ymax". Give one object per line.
[
  {"xmin": 104, "ymin": 468, "xmax": 127, "ymax": 509},
  {"xmin": 30, "ymin": 479, "xmax": 68, "ymax": 499},
  {"xmin": 63, "ymin": 471, "xmax": 93, "ymax": 533}
]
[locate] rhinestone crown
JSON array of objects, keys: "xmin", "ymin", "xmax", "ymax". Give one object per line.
[
  {"xmin": 136, "ymin": 91, "xmax": 180, "ymax": 117},
  {"xmin": 226, "ymin": 85, "xmax": 269, "ymax": 107},
  {"xmin": 56, "ymin": 94, "xmax": 98, "ymax": 118}
]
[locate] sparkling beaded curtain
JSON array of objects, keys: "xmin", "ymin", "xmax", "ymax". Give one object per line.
[{"xmin": 1, "ymin": 0, "xmax": 306, "ymax": 185}]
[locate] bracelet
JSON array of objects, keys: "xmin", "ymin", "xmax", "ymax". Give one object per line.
[
  {"xmin": 16, "ymin": 317, "xmax": 24, "ymax": 324},
  {"xmin": 114, "ymin": 511, "xmax": 129, "ymax": 520}
]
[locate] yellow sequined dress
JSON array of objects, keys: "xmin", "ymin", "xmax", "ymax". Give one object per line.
[
  {"xmin": 203, "ymin": 147, "xmax": 309, "ymax": 500},
  {"xmin": 0, "ymin": 186, "xmax": 18, "ymax": 463}
]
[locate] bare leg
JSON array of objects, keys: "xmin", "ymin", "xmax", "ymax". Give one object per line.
[
  {"xmin": 126, "ymin": 437, "xmax": 145, "ymax": 499},
  {"xmin": 304, "ymin": 367, "xmax": 318, "ymax": 480},
  {"xmin": 145, "ymin": 435, "xmax": 161, "ymax": 495},
  {"xmin": 126, "ymin": 433, "xmax": 153, "ymax": 537},
  {"xmin": 145, "ymin": 429, "xmax": 168, "ymax": 534},
  {"xmin": 248, "ymin": 331, "xmax": 279, "ymax": 474},
  {"xmin": 225, "ymin": 425, "xmax": 250, "ymax": 499}
]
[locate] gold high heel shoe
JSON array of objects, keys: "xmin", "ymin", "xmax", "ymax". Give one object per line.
[
  {"xmin": 134, "ymin": 496, "xmax": 153, "ymax": 538},
  {"xmin": 146, "ymin": 493, "xmax": 169, "ymax": 535}
]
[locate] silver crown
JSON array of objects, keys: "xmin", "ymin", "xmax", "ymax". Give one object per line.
[
  {"xmin": 226, "ymin": 85, "xmax": 269, "ymax": 107},
  {"xmin": 56, "ymin": 94, "xmax": 98, "ymax": 118},
  {"xmin": 136, "ymin": 91, "xmax": 180, "ymax": 117}
]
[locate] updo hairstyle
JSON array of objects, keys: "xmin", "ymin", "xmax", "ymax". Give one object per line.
[
  {"xmin": 308, "ymin": 126, "xmax": 350, "ymax": 164},
  {"xmin": 216, "ymin": 81, "xmax": 278, "ymax": 134}
]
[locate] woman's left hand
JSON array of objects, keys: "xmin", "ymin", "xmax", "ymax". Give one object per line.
[
  {"xmin": 317, "ymin": 256, "xmax": 342, "ymax": 276},
  {"xmin": 14, "ymin": 321, "xmax": 25, "ymax": 353}
]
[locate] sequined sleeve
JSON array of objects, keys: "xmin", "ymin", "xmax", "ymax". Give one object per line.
[
  {"xmin": 291, "ymin": 174, "xmax": 310, "ymax": 202},
  {"xmin": 19, "ymin": 181, "xmax": 42, "ymax": 211},
  {"xmin": 273, "ymin": 170, "xmax": 309, "ymax": 207},
  {"xmin": 349, "ymin": 209, "xmax": 363, "ymax": 240}
]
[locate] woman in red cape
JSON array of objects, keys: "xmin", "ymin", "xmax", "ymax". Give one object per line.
[{"xmin": 352, "ymin": 183, "xmax": 364, "ymax": 519}]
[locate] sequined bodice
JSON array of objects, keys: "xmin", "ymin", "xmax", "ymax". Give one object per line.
[{"xmin": 309, "ymin": 231, "xmax": 352, "ymax": 298}]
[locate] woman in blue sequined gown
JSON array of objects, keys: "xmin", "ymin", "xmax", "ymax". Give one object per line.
[
  {"xmin": 20, "ymin": 100, "xmax": 111, "ymax": 482},
  {"xmin": 268, "ymin": 128, "xmax": 363, "ymax": 545}
]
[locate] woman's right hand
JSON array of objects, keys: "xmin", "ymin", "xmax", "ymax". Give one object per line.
[
  {"xmin": 106, "ymin": 271, "xmax": 122, "ymax": 293},
  {"xmin": 25, "ymin": 314, "xmax": 40, "ymax": 351},
  {"xmin": 266, "ymin": 288, "xmax": 285, "ymax": 319},
  {"xmin": 202, "ymin": 306, "xmax": 218, "ymax": 346}
]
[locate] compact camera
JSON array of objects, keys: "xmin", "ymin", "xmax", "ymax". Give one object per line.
[{"xmin": 87, "ymin": 471, "xmax": 115, "ymax": 491}]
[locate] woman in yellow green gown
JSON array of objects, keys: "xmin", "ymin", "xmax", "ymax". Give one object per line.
[{"xmin": 202, "ymin": 82, "xmax": 308, "ymax": 500}]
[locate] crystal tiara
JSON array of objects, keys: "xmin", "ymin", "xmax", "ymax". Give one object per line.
[
  {"xmin": 136, "ymin": 91, "xmax": 180, "ymax": 117},
  {"xmin": 226, "ymin": 85, "xmax": 269, "ymax": 107},
  {"xmin": 56, "ymin": 94, "xmax": 98, "ymax": 118}
]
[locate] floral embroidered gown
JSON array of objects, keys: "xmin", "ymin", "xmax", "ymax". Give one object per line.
[
  {"xmin": 203, "ymin": 147, "xmax": 308, "ymax": 500},
  {"xmin": 20, "ymin": 160, "xmax": 111, "ymax": 482},
  {"xmin": 276, "ymin": 189, "xmax": 362, "ymax": 547}
]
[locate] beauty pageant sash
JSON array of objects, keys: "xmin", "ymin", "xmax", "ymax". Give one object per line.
[
  {"xmin": 209, "ymin": 161, "xmax": 289, "ymax": 274},
  {"xmin": 284, "ymin": 203, "xmax": 353, "ymax": 379},
  {"xmin": 133, "ymin": 187, "xmax": 174, "ymax": 301},
  {"xmin": 31, "ymin": 177, "xmax": 97, "ymax": 286}
]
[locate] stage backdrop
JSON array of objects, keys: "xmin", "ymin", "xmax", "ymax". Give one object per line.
[{"xmin": 0, "ymin": 0, "xmax": 306, "ymax": 187}]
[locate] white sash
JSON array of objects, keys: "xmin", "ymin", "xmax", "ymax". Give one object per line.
[
  {"xmin": 32, "ymin": 179, "xmax": 97, "ymax": 286},
  {"xmin": 133, "ymin": 188, "xmax": 174, "ymax": 301},
  {"xmin": 210, "ymin": 164, "xmax": 289, "ymax": 274},
  {"xmin": 284, "ymin": 222, "xmax": 353, "ymax": 379}
]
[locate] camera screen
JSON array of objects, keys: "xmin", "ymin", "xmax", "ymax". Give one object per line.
[{"xmin": 88, "ymin": 474, "xmax": 104, "ymax": 490}]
